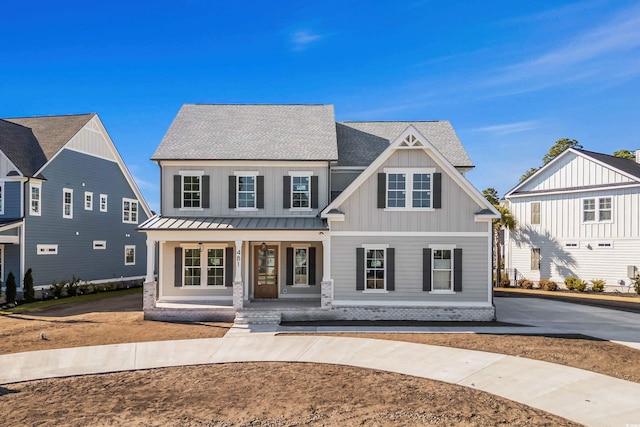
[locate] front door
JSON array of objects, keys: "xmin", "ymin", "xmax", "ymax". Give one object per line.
[{"xmin": 254, "ymin": 245, "xmax": 278, "ymax": 298}]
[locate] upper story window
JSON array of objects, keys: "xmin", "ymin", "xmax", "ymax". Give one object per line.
[
  {"xmin": 292, "ymin": 176, "xmax": 310, "ymax": 208},
  {"xmin": 237, "ymin": 175, "xmax": 256, "ymax": 209},
  {"xmin": 531, "ymin": 202, "xmax": 540, "ymax": 225},
  {"xmin": 379, "ymin": 168, "xmax": 440, "ymax": 210},
  {"xmin": 30, "ymin": 183, "xmax": 41, "ymax": 216},
  {"xmin": 122, "ymin": 198, "xmax": 138, "ymax": 224},
  {"xmin": 583, "ymin": 197, "xmax": 612, "ymax": 222},
  {"xmin": 284, "ymin": 172, "xmax": 318, "ymax": 210},
  {"xmin": 84, "ymin": 192, "xmax": 93, "ymax": 210},
  {"xmin": 182, "ymin": 173, "xmax": 202, "ymax": 209},
  {"xmin": 229, "ymin": 172, "xmax": 263, "ymax": 210},
  {"xmin": 63, "ymin": 188, "xmax": 73, "ymax": 219},
  {"xmin": 100, "ymin": 194, "xmax": 108, "ymax": 212}
]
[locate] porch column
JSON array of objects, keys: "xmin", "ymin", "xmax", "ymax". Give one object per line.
[
  {"xmin": 233, "ymin": 240, "xmax": 244, "ymax": 310},
  {"xmin": 143, "ymin": 238, "xmax": 157, "ymax": 312},
  {"xmin": 145, "ymin": 238, "xmax": 156, "ymax": 283},
  {"xmin": 321, "ymin": 237, "xmax": 332, "ymax": 308}
]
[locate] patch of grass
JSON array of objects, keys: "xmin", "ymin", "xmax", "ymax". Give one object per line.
[{"xmin": 2, "ymin": 287, "xmax": 142, "ymax": 314}]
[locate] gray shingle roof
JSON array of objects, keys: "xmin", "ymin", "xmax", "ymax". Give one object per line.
[
  {"xmin": 575, "ymin": 148, "xmax": 640, "ymax": 180},
  {"xmin": 0, "ymin": 119, "xmax": 48, "ymax": 176},
  {"xmin": 336, "ymin": 121, "xmax": 473, "ymax": 167},
  {"xmin": 139, "ymin": 215, "xmax": 328, "ymax": 231},
  {"xmin": 152, "ymin": 104, "xmax": 339, "ymax": 161}
]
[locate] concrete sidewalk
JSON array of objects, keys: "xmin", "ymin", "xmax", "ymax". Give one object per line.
[{"xmin": 3, "ymin": 334, "xmax": 639, "ymax": 426}]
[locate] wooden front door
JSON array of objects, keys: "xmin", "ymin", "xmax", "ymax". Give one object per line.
[{"xmin": 254, "ymin": 245, "xmax": 278, "ymax": 298}]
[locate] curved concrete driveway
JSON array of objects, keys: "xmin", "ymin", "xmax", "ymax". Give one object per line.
[{"xmin": 2, "ymin": 334, "xmax": 640, "ymax": 427}]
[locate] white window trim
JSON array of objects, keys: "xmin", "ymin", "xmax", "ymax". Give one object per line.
[
  {"xmin": 100, "ymin": 194, "xmax": 108, "ymax": 212},
  {"xmin": 288, "ymin": 171, "xmax": 313, "ymax": 211},
  {"xmin": 179, "ymin": 170, "xmax": 204, "ymax": 211},
  {"xmin": 595, "ymin": 241, "xmax": 614, "ymax": 249},
  {"xmin": 124, "ymin": 245, "xmax": 136, "ymax": 265},
  {"xmin": 429, "ymin": 245, "xmax": 456, "ymax": 294},
  {"xmin": 122, "ymin": 198, "xmax": 139, "ymax": 224},
  {"xmin": 84, "ymin": 191, "xmax": 93, "ymax": 211},
  {"xmin": 63, "ymin": 188, "xmax": 73, "ymax": 219},
  {"xmin": 361, "ymin": 243, "xmax": 389, "ymax": 293},
  {"xmin": 582, "ymin": 197, "xmax": 613, "ymax": 224},
  {"xmin": 93, "ymin": 240, "xmax": 107, "ymax": 250},
  {"xmin": 234, "ymin": 171, "xmax": 258, "ymax": 211},
  {"xmin": 37, "ymin": 244, "xmax": 58, "ymax": 255},
  {"xmin": 180, "ymin": 243, "xmax": 228, "ymax": 288},
  {"xmin": 30, "ymin": 182, "xmax": 42, "ymax": 216},
  {"xmin": 292, "ymin": 246, "xmax": 309, "ymax": 287},
  {"xmin": 383, "ymin": 167, "xmax": 436, "ymax": 211},
  {"xmin": 564, "ymin": 241, "xmax": 579, "ymax": 249}
]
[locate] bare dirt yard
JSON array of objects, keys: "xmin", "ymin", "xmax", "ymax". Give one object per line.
[{"xmin": 1, "ymin": 293, "xmax": 637, "ymax": 425}]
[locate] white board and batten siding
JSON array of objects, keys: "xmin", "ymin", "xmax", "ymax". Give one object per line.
[
  {"xmin": 64, "ymin": 117, "xmax": 118, "ymax": 163},
  {"xmin": 331, "ymin": 149, "xmax": 486, "ymax": 233},
  {"xmin": 331, "ymin": 235, "xmax": 490, "ymax": 304}
]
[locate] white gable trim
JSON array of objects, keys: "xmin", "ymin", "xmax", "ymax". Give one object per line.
[
  {"xmin": 321, "ymin": 125, "xmax": 499, "ymax": 218},
  {"xmin": 505, "ymin": 148, "xmax": 640, "ymax": 198},
  {"xmin": 0, "ymin": 150, "xmax": 24, "ymax": 177}
]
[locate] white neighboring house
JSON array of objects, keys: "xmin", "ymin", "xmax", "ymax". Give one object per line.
[{"xmin": 504, "ymin": 148, "xmax": 640, "ymax": 290}]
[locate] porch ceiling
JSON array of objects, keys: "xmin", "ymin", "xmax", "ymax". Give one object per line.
[{"xmin": 139, "ymin": 215, "xmax": 328, "ymax": 231}]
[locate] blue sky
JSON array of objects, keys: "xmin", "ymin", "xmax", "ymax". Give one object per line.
[{"xmin": 2, "ymin": 0, "xmax": 640, "ymax": 212}]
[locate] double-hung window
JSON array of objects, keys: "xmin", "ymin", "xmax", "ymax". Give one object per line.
[
  {"xmin": 30, "ymin": 183, "xmax": 41, "ymax": 216},
  {"xmin": 294, "ymin": 247, "xmax": 308, "ymax": 285},
  {"xmin": 63, "ymin": 188, "xmax": 73, "ymax": 219},
  {"xmin": 125, "ymin": 245, "xmax": 136, "ymax": 265},
  {"xmin": 181, "ymin": 172, "xmax": 202, "ymax": 209},
  {"xmin": 237, "ymin": 175, "xmax": 256, "ymax": 208},
  {"xmin": 122, "ymin": 198, "xmax": 138, "ymax": 224},
  {"xmin": 583, "ymin": 197, "xmax": 612, "ymax": 222},
  {"xmin": 365, "ymin": 247, "xmax": 386, "ymax": 290},
  {"xmin": 383, "ymin": 168, "xmax": 436, "ymax": 210},
  {"xmin": 292, "ymin": 176, "xmax": 310, "ymax": 209},
  {"xmin": 100, "ymin": 194, "xmax": 108, "ymax": 212},
  {"xmin": 85, "ymin": 192, "xmax": 93, "ymax": 210},
  {"xmin": 531, "ymin": 202, "xmax": 540, "ymax": 225},
  {"xmin": 432, "ymin": 249, "xmax": 453, "ymax": 291},
  {"xmin": 182, "ymin": 245, "xmax": 226, "ymax": 287}
]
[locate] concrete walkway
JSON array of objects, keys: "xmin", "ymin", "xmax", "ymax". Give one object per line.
[{"xmin": 2, "ymin": 334, "xmax": 640, "ymax": 427}]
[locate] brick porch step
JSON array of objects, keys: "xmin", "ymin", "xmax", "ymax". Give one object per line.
[{"xmin": 234, "ymin": 309, "xmax": 282, "ymax": 325}]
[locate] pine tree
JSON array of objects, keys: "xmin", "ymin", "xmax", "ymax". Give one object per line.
[
  {"xmin": 5, "ymin": 271, "xmax": 17, "ymax": 305},
  {"xmin": 24, "ymin": 268, "xmax": 35, "ymax": 302}
]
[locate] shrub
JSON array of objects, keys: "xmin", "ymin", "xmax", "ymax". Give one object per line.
[
  {"xmin": 78, "ymin": 283, "xmax": 92, "ymax": 295},
  {"xmin": 520, "ymin": 279, "xmax": 534, "ymax": 289},
  {"xmin": 538, "ymin": 279, "xmax": 557, "ymax": 291},
  {"xmin": 574, "ymin": 279, "xmax": 587, "ymax": 292},
  {"xmin": 565, "ymin": 276, "xmax": 580, "ymax": 291},
  {"xmin": 50, "ymin": 280, "xmax": 65, "ymax": 298},
  {"xmin": 633, "ymin": 274, "xmax": 640, "ymax": 295},
  {"xmin": 65, "ymin": 276, "xmax": 80, "ymax": 297},
  {"xmin": 590, "ymin": 279, "xmax": 605, "ymax": 292},
  {"xmin": 23, "ymin": 268, "xmax": 35, "ymax": 302},
  {"xmin": 517, "ymin": 278, "xmax": 528, "ymax": 286},
  {"xmin": 5, "ymin": 271, "xmax": 17, "ymax": 305},
  {"xmin": 499, "ymin": 278, "xmax": 511, "ymax": 287}
]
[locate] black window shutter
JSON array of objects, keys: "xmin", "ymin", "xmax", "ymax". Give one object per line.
[
  {"xmin": 433, "ymin": 172, "xmax": 442, "ymax": 209},
  {"xmin": 377, "ymin": 173, "xmax": 386, "ymax": 208},
  {"xmin": 311, "ymin": 175, "xmax": 319, "ymax": 209},
  {"xmin": 283, "ymin": 176, "xmax": 291, "ymax": 209},
  {"xmin": 174, "ymin": 247, "xmax": 182, "ymax": 287},
  {"xmin": 225, "ymin": 247, "xmax": 234, "ymax": 287},
  {"xmin": 356, "ymin": 247, "xmax": 365, "ymax": 290},
  {"xmin": 454, "ymin": 248, "xmax": 462, "ymax": 292},
  {"xmin": 386, "ymin": 248, "xmax": 395, "ymax": 291},
  {"xmin": 257, "ymin": 176, "xmax": 264, "ymax": 209},
  {"xmin": 286, "ymin": 247, "xmax": 293, "ymax": 285},
  {"xmin": 228, "ymin": 176, "xmax": 236, "ymax": 209},
  {"xmin": 173, "ymin": 175, "xmax": 181, "ymax": 209},
  {"xmin": 423, "ymin": 248, "xmax": 432, "ymax": 291},
  {"xmin": 202, "ymin": 175, "xmax": 210, "ymax": 209},
  {"xmin": 309, "ymin": 247, "xmax": 316, "ymax": 285}
]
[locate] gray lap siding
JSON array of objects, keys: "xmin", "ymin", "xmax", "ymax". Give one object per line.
[{"xmin": 331, "ymin": 235, "xmax": 490, "ymax": 303}]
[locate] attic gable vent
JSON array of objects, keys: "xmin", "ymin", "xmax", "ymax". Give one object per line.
[{"xmin": 400, "ymin": 134, "xmax": 423, "ymax": 147}]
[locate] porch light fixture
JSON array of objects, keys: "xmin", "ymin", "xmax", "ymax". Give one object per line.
[
  {"xmin": 197, "ymin": 242, "xmax": 203, "ymax": 253},
  {"xmin": 261, "ymin": 242, "xmax": 267, "ymax": 252}
]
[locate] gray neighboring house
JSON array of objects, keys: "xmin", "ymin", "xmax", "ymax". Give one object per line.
[
  {"xmin": 0, "ymin": 113, "xmax": 152, "ymax": 291},
  {"xmin": 140, "ymin": 104, "xmax": 499, "ymax": 323}
]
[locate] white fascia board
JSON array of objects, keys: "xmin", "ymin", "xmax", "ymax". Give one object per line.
[
  {"xmin": 157, "ymin": 160, "xmax": 329, "ymax": 168},
  {"xmin": 141, "ymin": 229, "xmax": 328, "ymax": 242},
  {"xmin": 506, "ymin": 183, "xmax": 640, "ymax": 198},
  {"xmin": 331, "ymin": 231, "xmax": 489, "ymax": 237},
  {"xmin": 474, "ymin": 214, "xmax": 499, "ymax": 222},
  {"xmin": 0, "ymin": 219, "xmax": 23, "ymax": 233}
]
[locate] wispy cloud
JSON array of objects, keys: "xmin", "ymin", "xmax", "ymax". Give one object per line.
[
  {"xmin": 488, "ymin": 3, "xmax": 640, "ymax": 91},
  {"xmin": 473, "ymin": 120, "xmax": 540, "ymax": 136},
  {"xmin": 290, "ymin": 30, "xmax": 323, "ymax": 52}
]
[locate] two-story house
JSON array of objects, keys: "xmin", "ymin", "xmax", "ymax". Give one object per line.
[
  {"xmin": 140, "ymin": 104, "xmax": 499, "ymax": 323},
  {"xmin": 0, "ymin": 113, "xmax": 152, "ymax": 292},
  {"xmin": 504, "ymin": 148, "xmax": 640, "ymax": 290}
]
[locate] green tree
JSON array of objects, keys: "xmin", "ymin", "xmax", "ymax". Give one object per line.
[
  {"xmin": 23, "ymin": 268, "xmax": 35, "ymax": 302},
  {"xmin": 482, "ymin": 189, "xmax": 517, "ymax": 286},
  {"xmin": 481, "ymin": 187, "xmax": 499, "ymax": 206},
  {"xmin": 5, "ymin": 271, "xmax": 17, "ymax": 305},
  {"xmin": 542, "ymin": 138, "xmax": 581, "ymax": 165},
  {"xmin": 519, "ymin": 167, "xmax": 538, "ymax": 182},
  {"xmin": 613, "ymin": 149, "xmax": 635, "ymax": 160}
]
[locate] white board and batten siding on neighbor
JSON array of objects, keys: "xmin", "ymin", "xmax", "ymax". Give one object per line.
[{"xmin": 65, "ymin": 117, "xmax": 118, "ymax": 162}]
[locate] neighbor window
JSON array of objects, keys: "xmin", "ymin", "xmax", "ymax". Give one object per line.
[
  {"xmin": 531, "ymin": 248, "xmax": 540, "ymax": 270},
  {"xmin": 183, "ymin": 245, "xmax": 226, "ymax": 287},
  {"xmin": 365, "ymin": 248, "xmax": 386, "ymax": 290},
  {"xmin": 100, "ymin": 194, "xmax": 108, "ymax": 212},
  {"xmin": 37, "ymin": 244, "xmax": 58, "ymax": 255},
  {"xmin": 237, "ymin": 175, "xmax": 256, "ymax": 208},
  {"xmin": 294, "ymin": 248, "xmax": 308, "ymax": 285},
  {"xmin": 531, "ymin": 202, "xmax": 540, "ymax": 225},
  {"xmin": 30, "ymin": 183, "xmax": 41, "ymax": 216},
  {"xmin": 583, "ymin": 197, "xmax": 612, "ymax": 222},
  {"xmin": 122, "ymin": 198, "xmax": 138, "ymax": 223},
  {"xmin": 63, "ymin": 188, "xmax": 73, "ymax": 219},
  {"xmin": 432, "ymin": 249, "xmax": 453, "ymax": 291},
  {"xmin": 384, "ymin": 168, "xmax": 434, "ymax": 209},
  {"xmin": 85, "ymin": 192, "xmax": 93, "ymax": 210},
  {"xmin": 291, "ymin": 176, "xmax": 311, "ymax": 208},
  {"xmin": 182, "ymin": 174, "xmax": 201, "ymax": 209},
  {"xmin": 93, "ymin": 240, "xmax": 106, "ymax": 250},
  {"xmin": 124, "ymin": 245, "xmax": 136, "ymax": 265}
]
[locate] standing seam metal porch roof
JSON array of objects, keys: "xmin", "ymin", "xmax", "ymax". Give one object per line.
[
  {"xmin": 152, "ymin": 104, "xmax": 339, "ymax": 161},
  {"xmin": 139, "ymin": 216, "xmax": 328, "ymax": 231}
]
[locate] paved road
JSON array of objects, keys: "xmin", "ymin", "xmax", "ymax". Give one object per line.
[{"xmin": 494, "ymin": 297, "xmax": 640, "ymax": 349}]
